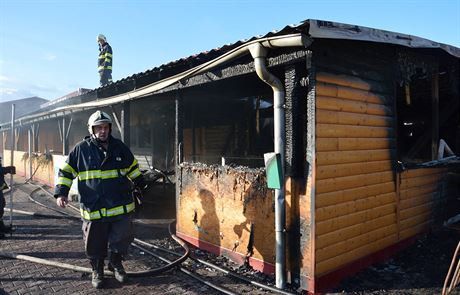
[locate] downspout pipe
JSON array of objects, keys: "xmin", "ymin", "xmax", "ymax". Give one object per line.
[{"xmin": 248, "ymin": 37, "xmax": 307, "ymax": 289}]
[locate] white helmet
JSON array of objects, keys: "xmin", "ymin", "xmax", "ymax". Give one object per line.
[
  {"xmin": 97, "ymin": 34, "xmax": 107, "ymax": 43},
  {"xmin": 87, "ymin": 110, "xmax": 112, "ymax": 134}
]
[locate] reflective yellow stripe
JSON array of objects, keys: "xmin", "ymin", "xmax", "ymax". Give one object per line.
[
  {"xmin": 61, "ymin": 163, "xmax": 77, "ymax": 178},
  {"xmin": 128, "ymin": 159, "xmax": 138, "ymax": 171},
  {"xmin": 79, "ymin": 170, "xmax": 101, "ymax": 180},
  {"xmin": 128, "ymin": 169, "xmax": 141, "ymax": 179},
  {"xmin": 78, "ymin": 169, "xmax": 122, "ymax": 180},
  {"xmin": 106, "ymin": 206, "xmax": 124, "ymax": 217},
  {"xmin": 104, "ymin": 53, "xmax": 112, "ymax": 58},
  {"xmin": 101, "ymin": 171, "xmax": 119, "ymax": 179},
  {"xmin": 122, "ymin": 159, "xmax": 139, "ymax": 176},
  {"xmin": 126, "ymin": 202, "xmax": 135, "ymax": 212},
  {"xmin": 58, "ymin": 177, "xmax": 73, "ymax": 188},
  {"xmin": 98, "ymin": 66, "xmax": 112, "ymax": 70},
  {"xmin": 80, "ymin": 208, "xmax": 101, "ymax": 220},
  {"xmin": 80, "ymin": 202, "xmax": 135, "ymax": 220},
  {"xmin": 78, "ymin": 160, "xmax": 138, "ymax": 180}
]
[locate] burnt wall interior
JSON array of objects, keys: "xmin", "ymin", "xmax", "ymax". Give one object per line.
[
  {"xmin": 180, "ymin": 73, "xmax": 274, "ymax": 168},
  {"xmin": 129, "ymin": 95, "xmax": 176, "ymax": 171},
  {"xmin": 396, "ymin": 50, "xmax": 460, "ymax": 163}
]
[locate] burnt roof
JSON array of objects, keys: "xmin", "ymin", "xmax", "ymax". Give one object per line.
[
  {"xmin": 91, "ymin": 19, "xmax": 458, "ymax": 94},
  {"xmin": 1, "ymin": 19, "xmax": 459, "ymax": 128}
]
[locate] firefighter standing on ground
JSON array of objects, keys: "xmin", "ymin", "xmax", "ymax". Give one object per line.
[
  {"xmin": 0, "ymin": 156, "xmax": 16, "ymax": 239},
  {"xmin": 54, "ymin": 110, "xmax": 144, "ymax": 289},
  {"xmin": 97, "ymin": 34, "xmax": 113, "ymax": 86}
]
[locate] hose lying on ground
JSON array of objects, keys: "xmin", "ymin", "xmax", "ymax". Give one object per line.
[
  {"xmin": 0, "ymin": 185, "xmax": 190, "ymax": 277},
  {"xmin": 3, "ymin": 182, "xmax": 296, "ymax": 294},
  {"xmin": 5, "ymin": 207, "xmax": 78, "ymax": 220},
  {"xmin": 0, "ymin": 218, "xmax": 189, "ymax": 277}
]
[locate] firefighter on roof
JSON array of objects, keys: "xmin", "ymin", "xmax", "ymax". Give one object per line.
[{"xmin": 97, "ymin": 34, "xmax": 113, "ymax": 86}]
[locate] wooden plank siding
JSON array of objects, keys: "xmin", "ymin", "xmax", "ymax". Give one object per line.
[
  {"xmin": 314, "ymin": 71, "xmax": 398, "ymax": 276},
  {"xmin": 313, "ymin": 70, "xmax": 450, "ymax": 277},
  {"xmin": 398, "ymin": 168, "xmax": 447, "ymax": 241}
]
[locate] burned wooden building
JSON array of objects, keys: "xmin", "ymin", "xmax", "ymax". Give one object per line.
[{"xmin": 1, "ymin": 19, "xmax": 459, "ymax": 293}]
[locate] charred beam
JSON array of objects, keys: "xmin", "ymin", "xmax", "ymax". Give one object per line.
[{"xmin": 156, "ymin": 50, "xmax": 308, "ymax": 95}]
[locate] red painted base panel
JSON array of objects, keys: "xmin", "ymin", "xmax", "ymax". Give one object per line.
[{"xmin": 176, "ymin": 231, "xmax": 275, "ymax": 274}]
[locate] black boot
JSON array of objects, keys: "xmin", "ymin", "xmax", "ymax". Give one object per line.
[
  {"xmin": 108, "ymin": 252, "xmax": 128, "ymax": 283},
  {"xmin": 0, "ymin": 232, "xmax": 4, "ymax": 239},
  {"xmin": 0, "ymin": 220, "xmax": 12, "ymax": 233},
  {"xmin": 90, "ymin": 259, "xmax": 104, "ymax": 289}
]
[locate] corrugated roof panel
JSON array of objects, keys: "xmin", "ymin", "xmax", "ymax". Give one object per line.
[{"xmin": 94, "ymin": 19, "xmax": 458, "ymax": 95}]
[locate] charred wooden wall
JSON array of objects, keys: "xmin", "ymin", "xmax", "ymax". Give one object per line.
[
  {"xmin": 398, "ymin": 168, "xmax": 452, "ymax": 240},
  {"xmin": 176, "ymin": 164, "xmax": 275, "ymax": 269},
  {"xmin": 312, "ymin": 40, "xmax": 455, "ymax": 280},
  {"xmin": 175, "ymin": 50, "xmax": 310, "ymax": 275}
]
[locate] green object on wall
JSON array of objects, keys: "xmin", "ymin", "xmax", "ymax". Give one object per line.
[{"xmin": 264, "ymin": 152, "xmax": 282, "ymax": 189}]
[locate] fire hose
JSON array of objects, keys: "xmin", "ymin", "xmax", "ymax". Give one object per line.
[{"xmin": 0, "ymin": 184, "xmax": 190, "ymax": 278}]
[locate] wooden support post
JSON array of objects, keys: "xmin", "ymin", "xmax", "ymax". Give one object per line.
[
  {"xmin": 191, "ymin": 103, "xmax": 196, "ymax": 162},
  {"xmin": 62, "ymin": 117, "xmax": 67, "ymax": 155},
  {"xmin": 63, "ymin": 117, "xmax": 72, "ymax": 155},
  {"xmin": 122, "ymin": 102, "xmax": 131, "ymax": 147},
  {"xmin": 431, "ymin": 73, "xmax": 439, "ymax": 160},
  {"xmin": 175, "ymin": 92, "xmax": 184, "ymax": 166},
  {"xmin": 32, "ymin": 123, "xmax": 39, "ymax": 152},
  {"xmin": 28, "ymin": 128, "xmax": 32, "ymax": 180},
  {"xmin": 14, "ymin": 128, "xmax": 19, "ymax": 151},
  {"xmin": 111, "ymin": 106, "xmax": 124, "ymax": 141},
  {"xmin": 299, "ymin": 51, "xmax": 315, "ymax": 290},
  {"xmin": 1, "ymin": 131, "xmax": 6, "ymax": 153},
  {"xmin": 175, "ymin": 91, "xmax": 184, "ymax": 212}
]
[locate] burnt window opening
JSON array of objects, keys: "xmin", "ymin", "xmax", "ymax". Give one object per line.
[
  {"xmin": 183, "ymin": 95, "xmax": 274, "ymax": 168},
  {"xmin": 397, "ymin": 60, "xmax": 459, "ymax": 164},
  {"xmin": 130, "ymin": 98, "xmax": 176, "ymax": 171}
]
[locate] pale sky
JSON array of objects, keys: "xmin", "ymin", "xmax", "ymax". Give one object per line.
[{"xmin": 1, "ymin": 0, "xmax": 459, "ymax": 102}]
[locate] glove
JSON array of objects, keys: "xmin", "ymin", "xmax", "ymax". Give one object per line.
[
  {"xmin": 3, "ymin": 166, "xmax": 15, "ymax": 175},
  {"xmin": 134, "ymin": 177, "xmax": 148, "ymax": 191}
]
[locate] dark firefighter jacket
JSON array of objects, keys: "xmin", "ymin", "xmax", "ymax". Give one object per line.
[
  {"xmin": 0, "ymin": 167, "xmax": 7, "ymax": 191},
  {"xmin": 54, "ymin": 135, "xmax": 142, "ymax": 221},
  {"xmin": 98, "ymin": 42, "xmax": 112, "ymax": 73}
]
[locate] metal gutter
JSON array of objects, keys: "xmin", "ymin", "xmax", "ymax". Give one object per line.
[{"xmin": 307, "ymin": 19, "xmax": 460, "ymax": 58}]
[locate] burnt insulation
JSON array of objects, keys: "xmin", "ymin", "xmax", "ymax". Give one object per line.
[
  {"xmin": 178, "ymin": 162, "xmax": 268, "ymax": 214},
  {"xmin": 284, "ymin": 58, "xmax": 309, "ymax": 178}
]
